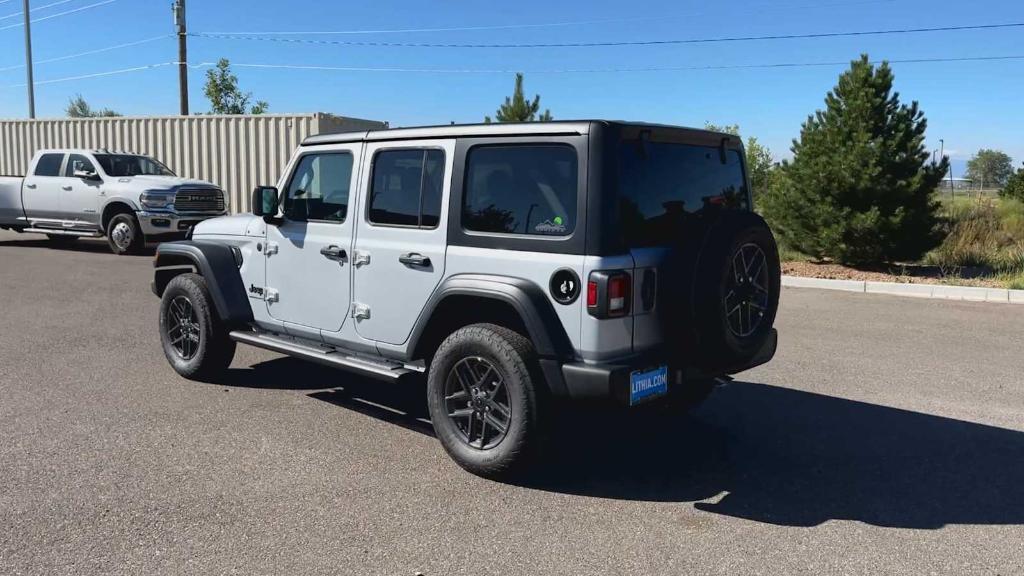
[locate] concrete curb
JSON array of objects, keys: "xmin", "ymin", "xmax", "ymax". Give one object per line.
[{"xmin": 782, "ymin": 276, "xmax": 1024, "ymax": 304}]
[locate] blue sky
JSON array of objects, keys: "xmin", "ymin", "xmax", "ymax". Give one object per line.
[{"xmin": 1, "ymin": 0, "xmax": 1022, "ymax": 174}]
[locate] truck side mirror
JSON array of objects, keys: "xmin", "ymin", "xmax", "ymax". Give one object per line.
[
  {"xmin": 251, "ymin": 186, "xmax": 279, "ymax": 219},
  {"xmin": 73, "ymin": 169, "xmax": 99, "ymax": 180}
]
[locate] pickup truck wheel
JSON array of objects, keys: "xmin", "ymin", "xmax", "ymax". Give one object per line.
[
  {"xmin": 158, "ymin": 273, "xmax": 236, "ymax": 380},
  {"xmin": 427, "ymin": 323, "xmax": 545, "ymax": 479},
  {"xmin": 107, "ymin": 213, "xmax": 143, "ymax": 255}
]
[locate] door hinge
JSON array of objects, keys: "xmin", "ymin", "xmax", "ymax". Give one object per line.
[
  {"xmin": 350, "ymin": 302, "xmax": 370, "ymax": 320},
  {"xmin": 265, "ymin": 288, "xmax": 279, "ymax": 303},
  {"xmin": 265, "ymin": 242, "xmax": 279, "ymax": 256},
  {"xmin": 352, "ymin": 250, "xmax": 370, "ymax": 267}
]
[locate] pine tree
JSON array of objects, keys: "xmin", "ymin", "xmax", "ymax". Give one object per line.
[
  {"xmin": 761, "ymin": 55, "xmax": 948, "ymax": 264},
  {"xmin": 485, "ymin": 73, "xmax": 552, "ymax": 123}
]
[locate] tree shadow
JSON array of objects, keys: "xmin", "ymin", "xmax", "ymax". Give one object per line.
[{"xmin": 211, "ymin": 358, "xmax": 1024, "ymax": 529}]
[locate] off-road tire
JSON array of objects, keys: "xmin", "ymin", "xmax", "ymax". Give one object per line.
[
  {"xmin": 106, "ymin": 212, "xmax": 144, "ymax": 255},
  {"xmin": 158, "ymin": 273, "xmax": 236, "ymax": 380},
  {"xmin": 427, "ymin": 323, "xmax": 546, "ymax": 479}
]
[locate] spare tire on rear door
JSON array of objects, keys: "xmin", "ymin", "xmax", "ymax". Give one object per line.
[{"xmin": 657, "ymin": 211, "xmax": 781, "ymax": 371}]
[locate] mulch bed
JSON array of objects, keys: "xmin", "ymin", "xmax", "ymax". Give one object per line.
[{"xmin": 782, "ymin": 261, "xmax": 1004, "ymax": 288}]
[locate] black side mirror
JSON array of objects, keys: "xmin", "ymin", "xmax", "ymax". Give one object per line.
[{"xmin": 251, "ymin": 186, "xmax": 279, "ymax": 220}]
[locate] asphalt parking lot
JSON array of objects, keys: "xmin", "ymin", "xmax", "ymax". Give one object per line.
[{"xmin": 2, "ymin": 230, "xmax": 1023, "ymax": 576}]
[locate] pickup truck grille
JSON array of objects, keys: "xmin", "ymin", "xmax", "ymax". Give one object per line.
[{"xmin": 174, "ymin": 189, "xmax": 225, "ymax": 212}]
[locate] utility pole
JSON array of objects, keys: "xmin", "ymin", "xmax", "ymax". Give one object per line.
[
  {"xmin": 172, "ymin": 0, "xmax": 188, "ymax": 115},
  {"xmin": 23, "ymin": 0, "xmax": 35, "ymax": 118}
]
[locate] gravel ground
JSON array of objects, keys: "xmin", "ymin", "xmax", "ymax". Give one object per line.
[{"xmin": 2, "ymin": 230, "xmax": 1023, "ymax": 576}]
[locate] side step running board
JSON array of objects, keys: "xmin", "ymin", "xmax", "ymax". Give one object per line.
[
  {"xmin": 229, "ymin": 330, "xmax": 419, "ymax": 380},
  {"xmin": 24, "ymin": 228, "xmax": 102, "ymax": 237}
]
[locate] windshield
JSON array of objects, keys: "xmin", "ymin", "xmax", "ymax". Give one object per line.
[{"xmin": 94, "ymin": 154, "xmax": 175, "ymax": 177}]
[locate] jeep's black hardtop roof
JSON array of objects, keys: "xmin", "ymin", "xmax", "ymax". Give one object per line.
[{"xmin": 301, "ymin": 120, "xmax": 736, "ymax": 146}]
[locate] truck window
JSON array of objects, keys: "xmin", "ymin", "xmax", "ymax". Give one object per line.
[
  {"xmin": 93, "ymin": 154, "xmax": 175, "ymax": 177},
  {"xmin": 34, "ymin": 153, "xmax": 65, "ymax": 177},
  {"xmin": 368, "ymin": 149, "xmax": 445, "ymax": 228},
  {"xmin": 283, "ymin": 152, "xmax": 353, "ymax": 223},
  {"xmin": 64, "ymin": 154, "xmax": 96, "ymax": 177},
  {"xmin": 618, "ymin": 141, "xmax": 749, "ymax": 247},
  {"xmin": 463, "ymin": 144, "xmax": 577, "ymax": 237}
]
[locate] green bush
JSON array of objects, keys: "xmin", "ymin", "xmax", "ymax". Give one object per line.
[
  {"xmin": 1001, "ymin": 168, "xmax": 1024, "ymax": 202},
  {"xmin": 760, "ymin": 55, "xmax": 947, "ymax": 265}
]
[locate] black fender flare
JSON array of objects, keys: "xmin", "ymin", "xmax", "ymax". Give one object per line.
[
  {"xmin": 410, "ymin": 274, "xmax": 575, "ymax": 361},
  {"xmin": 152, "ymin": 241, "xmax": 254, "ymax": 327}
]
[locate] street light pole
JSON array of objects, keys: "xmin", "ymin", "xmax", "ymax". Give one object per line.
[
  {"xmin": 23, "ymin": 0, "xmax": 35, "ymax": 119},
  {"xmin": 172, "ymin": 0, "xmax": 188, "ymax": 115}
]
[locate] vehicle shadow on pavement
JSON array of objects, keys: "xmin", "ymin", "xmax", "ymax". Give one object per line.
[
  {"xmin": 216, "ymin": 357, "xmax": 435, "ymax": 436},
  {"xmin": 213, "ymin": 359, "xmax": 1024, "ymax": 529},
  {"xmin": 0, "ymin": 237, "xmax": 154, "ymax": 255},
  {"xmin": 528, "ymin": 380, "xmax": 1024, "ymax": 529}
]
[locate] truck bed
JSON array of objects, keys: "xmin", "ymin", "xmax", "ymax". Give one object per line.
[{"xmin": 0, "ymin": 176, "xmax": 25, "ymax": 227}]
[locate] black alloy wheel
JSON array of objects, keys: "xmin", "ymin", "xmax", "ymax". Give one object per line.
[
  {"xmin": 723, "ymin": 242, "xmax": 771, "ymax": 338},
  {"xmin": 444, "ymin": 356, "xmax": 512, "ymax": 450}
]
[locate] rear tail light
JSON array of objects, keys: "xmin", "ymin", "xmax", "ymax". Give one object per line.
[
  {"xmin": 608, "ymin": 275, "xmax": 628, "ymax": 314},
  {"xmin": 587, "ymin": 271, "xmax": 631, "ymax": 319}
]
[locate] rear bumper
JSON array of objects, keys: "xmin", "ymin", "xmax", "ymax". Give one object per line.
[
  {"xmin": 137, "ymin": 210, "xmax": 225, "ymax": 239},
  {"xmin": 559, "ymin": 329, "xmax": 778, "ymax": 402}
]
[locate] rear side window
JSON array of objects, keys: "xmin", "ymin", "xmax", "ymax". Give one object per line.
[
  {"xmin": 283, "ymin": 152, "xmax": 353, "ymax": 222},
  {"xmin": 463, "ymin": 145, "xmax": 577, "ymax": 236},
  {"xmin": 33, "ymin": 153, "xmax": 64, "ymax": 177},
  {"xmin": 618, "ymin": 142, "xmax": 749, "ymax": 247},
  {"xmin": 64, "ymin": 154, "xmax": 95, "ymax": 177},
  {"xmin": 369, "ymin": 149, "xmax": 445, "ymax": 228}
]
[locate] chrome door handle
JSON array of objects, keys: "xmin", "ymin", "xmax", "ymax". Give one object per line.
[
  {"xmin": 399, "ymin": 253, "xmax": 431, "ymax": 267},
  {"xmin": 319, "ymin": 245, "xmax": 347, "ymax": 260},
  {"xmin": 61, "ymin": 185, "xmax": 72, "ymax": 191},
  {"xmin": 25, "ymin": 183, "xmax": 36, "ymax": 189}
]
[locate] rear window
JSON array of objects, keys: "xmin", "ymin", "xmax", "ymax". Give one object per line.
[
  {"xmin": 463, "ymin": 144, "xmax": 577, "ymax": 236},
  {"xmin": 618, "ymin": 141, "xmax": 749, "ymax": 247},
  {"xmin": 33, "ymin": 153, "xmax": 64, "ymax": 177}
]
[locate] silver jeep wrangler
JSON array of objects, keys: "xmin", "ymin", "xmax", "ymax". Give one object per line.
[{"xmin": 151, "ymin": 121, "xmax": 780, "ymax": 478}]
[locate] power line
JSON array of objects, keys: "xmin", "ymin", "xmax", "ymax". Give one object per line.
[
  {"xmin": 0, "ymin": 0, "xmax": 77, "ymax": 21},
  {"xmin": 201, "ymin": 0, "xmax": 896, "ymax": 36},
  {"xmin": 192, "ymin": 21, "xmax": 1024, "ymax": 49},
  {"xmin": 0, "ymin": 0, "xmax": 117, "ymax": 31},
  {"xmin": 0, "ymin": 34, "xmax": 171, "ymax": 72},
  {"xmin": 221, "ymin": 55, "xmax": 1024, "ymax": 74},
  {"xmin": 10, "ymin": 54, "xmax": 1023, "ymax": 87},
  {"xmin": 7, "ymin": 61, "xmax": 176, "ymax": 86}
]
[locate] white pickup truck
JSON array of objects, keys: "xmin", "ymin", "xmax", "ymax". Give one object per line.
[{"xmin": 0, "ymin": 149, "xmax": 228, "ymax": 254}]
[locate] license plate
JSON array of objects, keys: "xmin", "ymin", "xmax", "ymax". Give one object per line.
[{"xmin": 629, "ymin": 365, "xmax": 669, "ymax": 406}]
